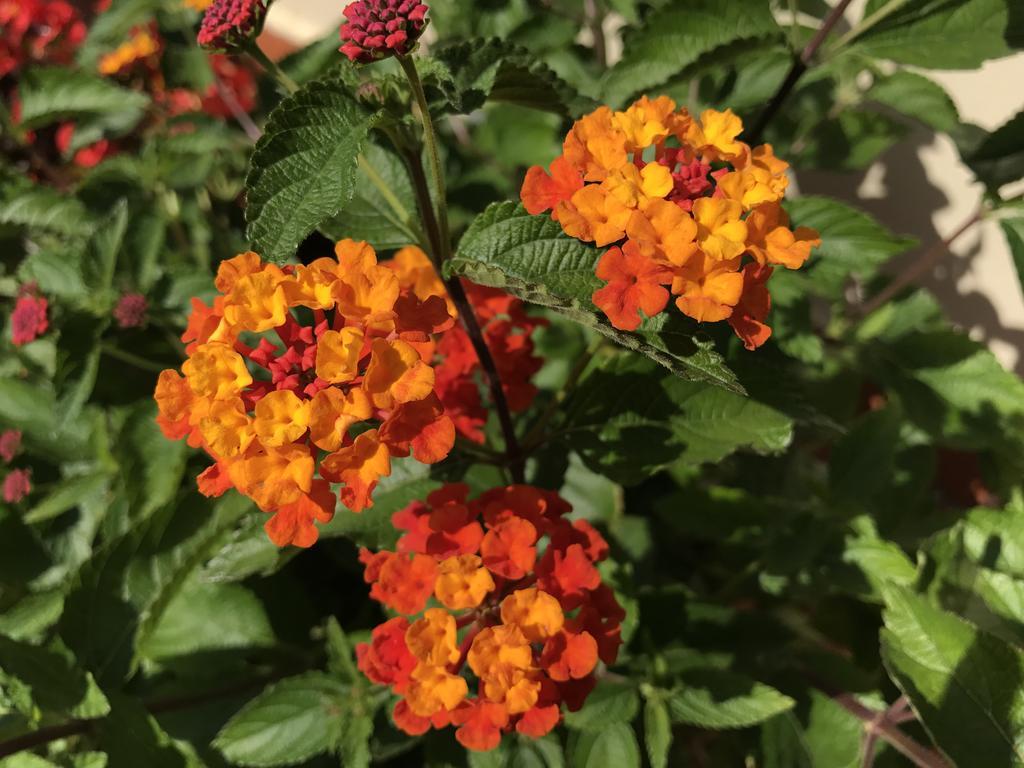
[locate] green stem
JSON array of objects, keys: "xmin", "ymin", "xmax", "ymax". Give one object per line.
[
  {"xmin": 827, "ymin": 0, "xmax": 910, "ymax": 54},
  {"xmin": 395, "ymin": 54, "xmax": 525, "ymax": 482},
  {"xmin": 396, "ymin": 54, "xmax": 451, "ymax": 260},
  {"xmin": 101, "ymin": 343, "xmax": 168, "ymax": 373},
  {"xmin": 245, "ymin": 43, "xmax": 299, "ymax": 94},
  {"xmin": 357, "ymin": 154, "xmax": 429, "ymax": 248}
]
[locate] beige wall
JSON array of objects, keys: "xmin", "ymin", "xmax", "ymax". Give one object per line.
[{"xmin": 265, "ymin": 0, "xmax": 1024, "ymax": 372}]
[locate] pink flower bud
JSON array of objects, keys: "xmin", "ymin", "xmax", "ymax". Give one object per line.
[
  {"xmin": 10, "ymin": 290, "xmax": 48, "ymax": 346},
  {"xmin": 3, "ymin": 469, "xmax": 31, "ymax": 503},
  {"xmin": 339, "ymin": 0, "xmax": 429, "ymax": 63},
  {"xmin": 114, "ymin": 293, "xmax": 148, "ymax": 329},
  {"xmin": 197, "ymin": 0, "xmax": 268, "ymax": 52}
]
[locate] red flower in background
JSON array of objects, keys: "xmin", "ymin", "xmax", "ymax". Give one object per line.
[
  {"xmin": 3, "ymin": 468, "xmax": 31, "ymax": 503},
  {"xmin": 114, "ymin": 293, "xmax": 149, "ymax": 329},
  {"xmin": 0, "ymin": 0, "xmax": 85, "ymax": 77},
  {"xmin": 0, "ymin": 430, "xmax": 21, "ymax": 463},
  {"xmin": 10, "ymin": 287, "xmax": 48, "ymax": 346}
]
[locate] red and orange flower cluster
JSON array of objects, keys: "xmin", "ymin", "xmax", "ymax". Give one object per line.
[
  {"xmin": 388, "ymin": 246, "xmax": 544, "ymax": 443},
  {"xmin": 521, "ymin": 97, "xmax": 821, "ymax": 349},
  {"xmin": 154, "ymin": 240, "xmax": 458, "ymax": 547},
  {"xmin": 356, "ymin": 484, "xmax": 624, "ymax": 751},
  {"xmin": 0, "ymin": 0, "xmax": 86, "ymax": 78}
]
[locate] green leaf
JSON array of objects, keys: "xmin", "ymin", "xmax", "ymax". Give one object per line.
[
  {"xmin": 319, "ymin": 457, "xmax": 439, "ymax": 548},
  {"xmin": 760, "ymin": 691, "xmax": 870, "ymax": 768},
  {"xmin": 449, "ymin": 202, "xmax": 741, "ymax": 393},
  {"xmin": 567, "ymin": 723, "xmax": 641, "ymax": 768},
  {"xmin": 785, "ymin": 196, "xmax": 917, "ymax": 299},
  {"xmin": 0, "ymin": 637, "xmax": 110, "ymax": 720},
  {"xmin": 245, "ymin": 75, "xmax": 382, "ymax": 265},
  {"xmin": 1001, "ymin": 215, "xmax": 1024, "ymax": 293},
  {"xmin": 433, "ymin": 38, "xmax": 596, "ymax": 116},
  {"xmin": 0, "ymin": 379, "xmax": 57, "ymax": 444},
  {"xmin": 643, "ymin": 694, "xmax": 672, "ymax": 768},
  {"xmin": 829, "ymin": 407, "xmax": 901, "ymax": 501},
  {"xmin": 667, "ymin": 670, "xmax": 795, "ymax": 729},
  {"xmin": 322, "ymin": 142, "xmax": 421, "ymax": 250},
  {"xmin": 214, "ymin": 673, "xmax": 350, "ymax": 768},
  {"xmin": 601, "ymin": 0, "xmax": 781, "ymax": 107},
  {"xmin": 956, "ymin": 504, "xmax": 1024, "ymax": 579},
  {"xmin": 564, "ymin": 679, "xmax": 640, "ymax": 731},
  {"xmin": 24, "ymin": 470, "xmax": 110, "ymax": 525},
  {"xmin": 563, "ymin": 355, "xmax": 791, "ymax": 485},
  {"xmin": 337, "ymin": 713, "xmax": 374, "ymax": 768},
  {"xmin": 850, "ymin": 0, "xmax": 1014, "ymax": 69},
  {"xmin": 967, "ymin": 110, "xmax": 1024, "ymax": 190},
  {"xmin": 797, "ymin": 109, "xmax": 907, "ymax": 171},
  {"xmin": 98, "ymin": 694, "xmax": 191, "ymax": 768},
  {"xmin": 17, "ymin": 67, "xmax": 150, "ymax": 132},
  {"xmin": 881, "ymin": 585, "xmax": 1024, "ymax": 766},
  {"xmin": 0, "ymin": 187, "xmax": 94, "ymax": 237},
  {"xmin": 868, "ymin": 71, "xmax": 960, "ymax": 132},
  {"xmin": 138, "ymin": 577, "xmax": 275, "ymax": 662}
]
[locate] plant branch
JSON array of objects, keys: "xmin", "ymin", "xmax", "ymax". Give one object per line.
[
  {"xmin": 857, "ymin": 205, "xmax": 985, "ymax": 317},
  {"xmin": 213, "ymin": 76, "xmax": 262, "ymax": 142},
  {"xmin": 828, "ymin": 0, "xmax": 910, "ymax": 55},
  {"xmin": 396, "ymin": 54, "xmax": 524, "ymax": 481},
  {"xmin": 747, "ymin": 0, "xmax": 856, "ymax": 144},
  {"xmin": 245, "ymin": 43, "xmax": 299, "ymax": 94},
  {"xmin": 832, "ymin": 693, "xmax": 950, "ymax": 768},
  {"xmin": 583, "ymin": 0, "xmax": 607, "ymax": 68}
]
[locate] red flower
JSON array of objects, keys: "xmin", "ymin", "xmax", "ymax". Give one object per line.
[
  {"xmin": 0, "ymin": 430, "xmax": 21, "ymax": 464},
  {"xmin": 339, "ymin": 0, "xmax": 429, "ymax": 63},
  {"xmin": 201, "ymin": 54, "xmax": 258, "ymax": 118},
  {"xmin": 114, "ymin": 293, "xmax": 148, "ymax": 329},
  {"xmin": 10, "ymin": 290, "xmax": 48, "ymax": 346},
  {"xmin": 3, "ymin": 468, "xmax": 31, "ymax": 503},
  {"xmin": 356, "ymin": 617, "xmax": 418, "ymax": 692},
  {"xmin": 197, "ymin": 0, "xmax": 267, "ymax": 51}
]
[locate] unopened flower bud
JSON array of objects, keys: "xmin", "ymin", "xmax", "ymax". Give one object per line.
[{"xmin": 339, "ymin": 0, "xmax": 429, "ymax": 63}]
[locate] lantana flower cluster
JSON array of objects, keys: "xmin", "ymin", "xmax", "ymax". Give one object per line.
[
  {"xmin": 388, "ymin": 246, "xmax": 545, "ymax": 443},
  {"xmin": 0, "ymin": 0, "xmax": 86, "ymax": 77},
  {"xmin": 0, "ymin": 429, "xmax": 29, "ymax": 504},
  {"xmin": 339, "ymin": 0, "xmax": 429, "ymax": 63},
  {"xmin": 521, "ymin": 97, "xmax": 821, "ymax": 348},
  {"xmin": 154, "ymin": 240, "xmax": 458, "ymax": 547},
  {"xmin": 356, "ymin": 484, "xmax": 624, "ymax": 751}
]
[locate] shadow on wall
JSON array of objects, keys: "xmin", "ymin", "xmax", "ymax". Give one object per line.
[{"xmin": 798, "ymin": 125, "xmax": 1024, "ymax": 376}]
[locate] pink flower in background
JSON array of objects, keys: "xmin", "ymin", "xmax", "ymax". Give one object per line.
[
  {"xmin": 3, "ymin": 469, "xmax": 31, "ymax": 503},
  {"xmin": 114, "ymin": 293, "xmax": 148, "ymax": 329},
  {"xmin": 339, "ymin": 0, "xmax": 429, "ymax": 63},
  {"xmin": 0, "ymin": 431, "xmax": 21, "ymax": 463},
  {"xmin": 10, "ymin": 290, "xmax": 48, "ymax": 346}
]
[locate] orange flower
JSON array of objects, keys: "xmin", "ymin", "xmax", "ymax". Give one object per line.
[
  {"xmin": 480, "ymin": 517, "xmax": 538, "ymax": 580},
  {"xmin": 592, "ymin": 240, "xmax": 673, "ymax": 331},
  {"xmin": 727, "ymin": 263, "xmax": 774, "ymax": 351},
  {"xmin": 520, "ymin": 96, "xmax": 818, "ymax": 341},
  {"xmin": 320, "ymin": 429, "xmax": 391, "ymax": 512},
  {"xmin": 521, "ymin": 156, "xmax": 584, "ymax": 219},
  {"xmin": 359, "ymin": 484, "xmax": 624, "ymax": 751},
  {"xmin": 500, "ymin": 588, "xmax": 564, "ymax": 642},
  {"xmin": 435, "ymin": 554, "xmax": 495, "ymax": 610},
  {"xmin": 155, "ymin": 241, "xmax": 457, "ymax": 545}
]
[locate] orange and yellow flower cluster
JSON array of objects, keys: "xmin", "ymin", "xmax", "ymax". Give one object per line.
[
  {"xmin": 521, "ymin": 97, "xmax": 821, "ymax": 349},
  {"xmin": 154, "ymin": 240, "xmax": 457, "ymax": 547},
  {"xmin": 388, "ymin": 246, "xmax": 545, "ymax": 443},
  {"xmin": 356, "ymin": 484, "xmax": 624, "ymax": 751}
]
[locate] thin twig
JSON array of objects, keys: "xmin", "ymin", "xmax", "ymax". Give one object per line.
[
  {"xmin": 213, "ymin": 76, "xmax": 262, "ymax": 142},
  {"xmin": 583, "ymin": 0, "xmax": 607, "ymax": 68},
  {"xmin": 857, "ymin": 205, "xmax": 985, "ymax": 317},
  {"xmin": 396, "ymin": 55, "xmax": 524, "ymax": 482},
  {"xmin": 833, "ymin": 693, "xmax": 950, "ymax": 768},
  {"xmin": 747, "ymin": 0, "xmax": 856, "ymax": 145},
  {"xmin": 245, "ymin": 43, "xmax": 299, "ymax": 94}
]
